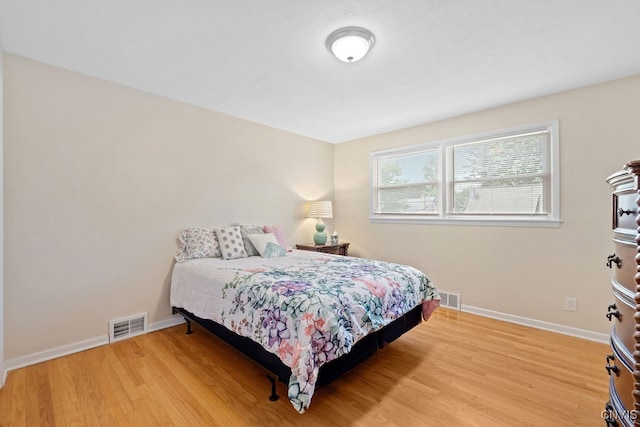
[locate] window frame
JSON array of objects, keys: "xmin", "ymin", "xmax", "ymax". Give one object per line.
[{"xmin": 369, "ymin": 120, "xmax": 561, "ymax": 227}]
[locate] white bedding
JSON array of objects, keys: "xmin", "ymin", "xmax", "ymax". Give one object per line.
[{"xmin": 170, "ymin": 250, "xmax": 332, "ymax": 322}]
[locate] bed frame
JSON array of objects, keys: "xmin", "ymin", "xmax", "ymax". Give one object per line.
[{"xmin": 172, "ymin": 304, "xmax": 423, "ymax": 401}]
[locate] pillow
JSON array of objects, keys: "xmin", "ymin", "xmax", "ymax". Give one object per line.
[
  {"xmin": 263, "ymin": 225, "xmax": 288, "ymax": 250},
  {"xmin": 215, "ymin": 226, "xmax": 248, "ymax": 260},
  {"xmin": 175, "ymin": 227, "xmax": 221, "ymax": 262},
  {"xmin": 248, "ymin": 233, "xmax": 287, "ymax": 258},
  {"xmin": 232, "ymin": 223, "xmax": 265, "ymax": 257}
]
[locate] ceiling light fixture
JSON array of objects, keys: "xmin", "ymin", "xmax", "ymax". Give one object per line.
[{"xmin": 326, "ymin": 26, "xmax": 375, "ymax": 63}]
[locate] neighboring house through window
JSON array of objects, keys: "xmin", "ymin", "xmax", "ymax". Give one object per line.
[{"xmin": 370, "ymin": 120, "xmax": 560, "ymax": 227}]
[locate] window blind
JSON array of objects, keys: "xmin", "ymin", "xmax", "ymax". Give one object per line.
[{"xmin": 450, "ymin": 130, "xmax": 550, "ymax": 215}]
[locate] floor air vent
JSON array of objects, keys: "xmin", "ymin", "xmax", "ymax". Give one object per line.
[
  {"xmin": 439, "ymin": 291, "xmax": 461, "ymax": 310},
  {"xmin": 109, "ymin": 313, "xmax": 148, "ymax": 343}
]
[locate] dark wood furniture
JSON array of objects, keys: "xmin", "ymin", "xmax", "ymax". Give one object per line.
[
  {"xmin": 296, "ymin": 242, "xmax": 350, "ymax": 256},
  {"xmin": 605, "ymin": 161, "xmax": 640, "ymax": 426}
]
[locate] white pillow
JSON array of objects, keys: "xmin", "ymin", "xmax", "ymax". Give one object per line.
[
  {"xmin": 175, "ymin": 227, "xmax": 221, "ymax": 262},
  {"xmin": 215, "ymin": 226, "xmax": 248, "ymax": 260},
  {"xmin": 247, "ymin": 233, "xmax": 287, "ymax": 258}
]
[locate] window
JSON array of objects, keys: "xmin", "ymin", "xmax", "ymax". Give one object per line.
[{"xmin": 370, "ymin": 120, "xmax": 560, "ymax": 227}]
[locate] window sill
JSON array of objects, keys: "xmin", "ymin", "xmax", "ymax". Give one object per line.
[{"xmin": 369, "ymin": 215, "xmax": 562, "ymax": 228}]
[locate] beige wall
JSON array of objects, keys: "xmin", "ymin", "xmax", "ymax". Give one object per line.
[
  {"xmin": 5, "ymin": 51, "xmax": 639, "ymax": 363},
  {"xmin": 3, "ymin": 54, "xmax": 334, "ymax": 360},
  {"xmin": 335, "ymin": 74, "xmax": 640, "ymax": 335}
]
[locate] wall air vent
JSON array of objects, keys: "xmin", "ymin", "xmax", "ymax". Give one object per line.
[
  {"xmin": 109, "ymin": 313, "xmax": 148, "ymax": 343},
  {"xmin": 439, "ymin": 291, "xmax": 461, "ymax": 310}
]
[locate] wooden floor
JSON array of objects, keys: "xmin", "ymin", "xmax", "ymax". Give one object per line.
[{"xmin": 0, "ymin": 309, "xmax": 610, "ymax": 426}]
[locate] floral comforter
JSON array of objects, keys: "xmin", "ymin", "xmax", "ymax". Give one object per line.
[{"xmin": 170, "ymin": 250, "xmax": 440, "ymax": 413}]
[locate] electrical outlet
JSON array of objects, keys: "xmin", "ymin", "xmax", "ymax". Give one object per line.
[{"xmin": 565, "ymin": 297, "xmax": 577, "ymax": 312}]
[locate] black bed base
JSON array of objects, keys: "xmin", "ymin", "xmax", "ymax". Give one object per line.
[{"xmin": 172, "ymin": 305, "xmax": 422, "ymax": 400}]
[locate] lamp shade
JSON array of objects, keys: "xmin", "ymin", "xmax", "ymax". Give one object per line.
[{"xmin": 307, "ymin": 201, "xmax": 333, "ymax": 219}]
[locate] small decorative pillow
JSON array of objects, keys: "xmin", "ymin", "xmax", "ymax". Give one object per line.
[
  {"xmin": 263, "ymin": 225, "xmax": 288, "ymax": 250},
  {"xmin": 215, "ymin": 226, "xmax": 248, "ymax": 260},
  {"xmin": 232, "ymin": 223, "xmax": 265, "ymax": 257},
  {"xmin": 248, "ymin": 233, "xmax": 287, "ymax": 258},
  {"xmin": 175, "ymin": 227, "xmax": 221, "ymax": 262}
]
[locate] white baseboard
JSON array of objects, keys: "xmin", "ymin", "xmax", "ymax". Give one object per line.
[
  {"xmin": 462, "ymin": 304, "xmax": 609, "ymax": 344},
  {"xmin": 3, "ymin": 307, "xmax": 608, "ymax": 379},
  {"xmin": 4, "ymin": 314, "xmax": 186, "ymax": 375},
  {"xmin": 4, "ymin": 335, "xmax": 110, "ymax": 372},
  {"xmin": 149, "ymin": 315, "xmax": 185, "ymax": 332}
]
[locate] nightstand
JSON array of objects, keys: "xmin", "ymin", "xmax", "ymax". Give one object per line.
[{"xmin": 296, "ymin": 242, "xmax": 350, "ymax": 256}]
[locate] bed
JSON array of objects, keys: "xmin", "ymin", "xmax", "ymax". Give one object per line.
[{"xmin": 170, "ymin": 246, "xmax": 440, "ymax": 413}]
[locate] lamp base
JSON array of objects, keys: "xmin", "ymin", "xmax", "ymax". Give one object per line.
[
  {"xmin": 313, "ymin": 219, "xmax": 327, "ymax": 245},
  {"xmin": 314, "ymin": 232, "xmax": 328, "ymax": 245}
]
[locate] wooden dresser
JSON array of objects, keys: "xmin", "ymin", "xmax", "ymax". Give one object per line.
[{"xmin": 605, "ymin": 161, "xmax": 640, "ymax": 426}]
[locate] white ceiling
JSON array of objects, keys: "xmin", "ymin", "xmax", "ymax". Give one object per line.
[{"xmin": 1, "ymin": 0, "xmax": 639, "ymax": 143}]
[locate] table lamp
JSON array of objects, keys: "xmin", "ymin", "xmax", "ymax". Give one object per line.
[{"xmin": 307, "ymin": 201, "xmax": 333, "ymax": 245}]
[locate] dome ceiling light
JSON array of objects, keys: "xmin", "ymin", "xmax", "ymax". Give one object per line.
[{"xmin": 326, "ymin": 26, "xmax": 375, "ymax": 63}]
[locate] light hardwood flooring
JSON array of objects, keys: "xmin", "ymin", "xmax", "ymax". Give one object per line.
[{"xmin": 0, "ymin": 309, "xmax": 610, "ymax": 426}]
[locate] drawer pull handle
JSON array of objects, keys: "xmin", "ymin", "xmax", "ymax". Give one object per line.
[
  {"xmin": 606, "ymin": 355, "xmax": 620, "ymax": 376},
  {"xmin": 606, "ymin": 310, "xmax": 621, "ymax": 321},
  {"xmin": 606, "ymin": 364, "xmax": 620, "ymax": 376},
  {"xmin": 606, "ymin": 254, "xmax": 622, "ymax": 269},
  {"xmin": 617, "ymin": 207, "xmax": 634, "ymax": 216}
]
